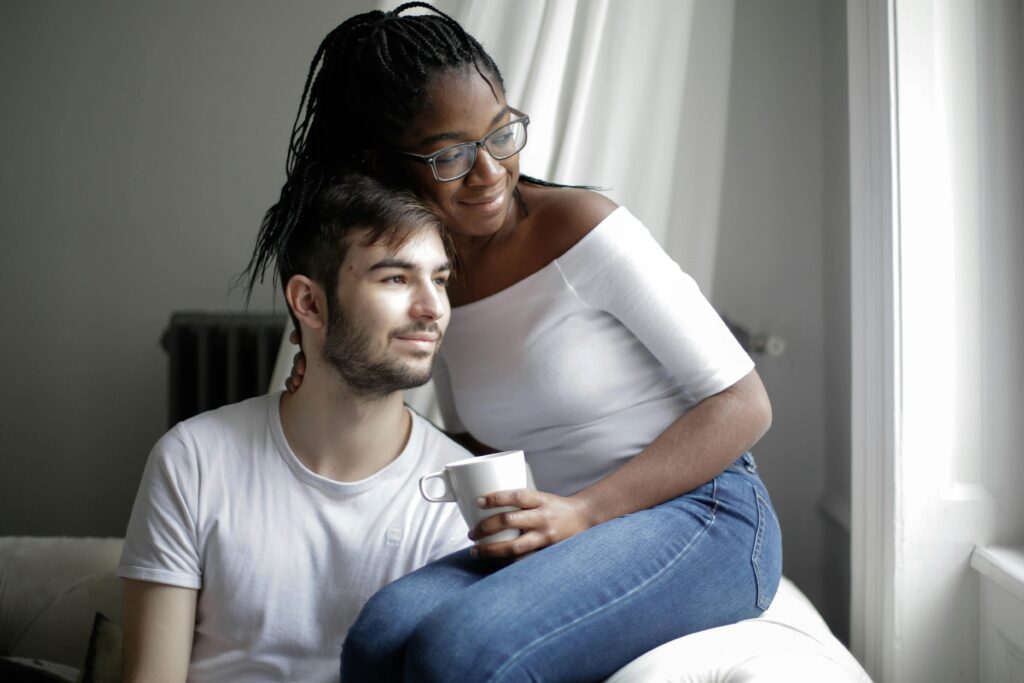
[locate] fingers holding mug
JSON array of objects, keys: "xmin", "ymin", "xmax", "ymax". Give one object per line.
[{"xmin": 471, "ymin": 489, "xmax": 596, "ymax": 559}]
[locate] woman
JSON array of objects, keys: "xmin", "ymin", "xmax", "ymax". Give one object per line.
[{"xmin": 252, "ymin": 3, "xmax": 782, "ymax": 681}]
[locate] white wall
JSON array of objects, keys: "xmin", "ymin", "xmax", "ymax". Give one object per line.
[
  {"xmin": 0, "ymin": 0, "xmax": 376, "ymax": 536},
  {"xmin": 868, "ymin": 0, "xmax": 1024, "ymax": 678}
]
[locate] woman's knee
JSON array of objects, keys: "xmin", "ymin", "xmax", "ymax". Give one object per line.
[
  {"xmin": 403, "ymin": 600, "xmax": 512, "ymax": 682},
  {"xmin": 345, "ymin": 552, "xmax": 487, "ymax": 679},
  {"xmin": 342, "ymin": 598, "xmax": 395, "ymax": 676},
  {"xmin": 342, "ymin": 580, "xmax": 426, "ymax": 677}
]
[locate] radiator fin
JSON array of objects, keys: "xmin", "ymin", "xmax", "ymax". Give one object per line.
[{"xmin": 161, "ymin": 313, "xmax": 287, "ymax": 428}]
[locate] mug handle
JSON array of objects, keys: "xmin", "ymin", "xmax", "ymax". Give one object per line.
[{"xmin": 419, "ymin": 471, "xmax": 455, "ymax": 502}]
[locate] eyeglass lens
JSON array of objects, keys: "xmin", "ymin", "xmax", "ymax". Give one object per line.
[{"xmin": 432, "ymin": 119, "xmax": 527, "ymax": 181}]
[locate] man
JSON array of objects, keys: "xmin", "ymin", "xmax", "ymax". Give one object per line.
[{"xmin": 118, "ymin": 173, "xmax": 471, "ymax": 683}]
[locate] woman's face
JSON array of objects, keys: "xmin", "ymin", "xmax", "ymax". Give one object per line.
[{"xmin": 393, "ymin": 68, "xmax": 521, "ymax": 239}]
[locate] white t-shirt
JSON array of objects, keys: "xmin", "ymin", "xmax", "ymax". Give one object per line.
[
  {"xmin": 118, "ymin": 392, "xmax": 470, "ymax": 683},
  {"xmin": 433, "ymin": 206, "xmax": 754, "ymax": 496}
]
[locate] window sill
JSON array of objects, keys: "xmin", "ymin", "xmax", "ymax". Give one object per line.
[
  {"xmin": 971, "ymin": 545, "xmax": 1024, "ymax": 603},
  {"xmin": 972, "ymin": 544, "xmax": 1024, "ymax": 681}
]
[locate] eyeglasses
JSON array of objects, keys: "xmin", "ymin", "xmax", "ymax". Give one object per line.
[{"xmin": 391, "ymin": 109, "xmax": 530, "ymax": 182}]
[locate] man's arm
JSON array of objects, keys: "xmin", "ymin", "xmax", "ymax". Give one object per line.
[{"xmin": 122, "ymin": 579, "xmax": 197, "ymax": 683}]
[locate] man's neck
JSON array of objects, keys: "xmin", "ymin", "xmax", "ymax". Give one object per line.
[{"xmin": 277, "ymin": 367, "xmax": 412, "ymax": 483}]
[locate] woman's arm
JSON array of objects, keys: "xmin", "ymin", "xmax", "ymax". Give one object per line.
[
  {"xmin": 122, "ymin": 579, "xmax": 197, "ymax": 683},
  {"xmin": 471, "ymin": 204, "xmax": 769, "ymax": 559},
  {"xmin": 471, "ymin": 369, "xmax": 770, "ymax": 558},
  {"xmin": 579, "ymin": 368, "xmax": 770, "ymax": 524}
]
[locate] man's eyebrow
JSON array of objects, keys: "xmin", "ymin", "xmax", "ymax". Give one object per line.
[
  {"xmin": 368, "ymin": 258, "xmax": 415, "ymax": 271},
  {"xmin": 368, "ymin": 258, "xmax": 452, "ymax": 272},
  {"xmin": 417, "ymin": 106, "xmax": 511, "ymax": 147}
]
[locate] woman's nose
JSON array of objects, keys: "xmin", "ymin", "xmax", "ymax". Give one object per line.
[{"xmin": 465, "ymin": 146, "xmax": 505, "ymax": 184}]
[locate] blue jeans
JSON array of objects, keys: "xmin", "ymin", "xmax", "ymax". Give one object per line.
[{"xmin": 342, "ymin": 453, "xmax": 782, "ymax": 683}]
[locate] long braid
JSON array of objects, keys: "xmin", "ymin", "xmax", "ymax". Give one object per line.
[{"xmin": 241, "ymin": 3, "xmax": 516, "ymax": 302}]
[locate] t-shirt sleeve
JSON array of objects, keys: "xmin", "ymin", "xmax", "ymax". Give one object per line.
[
  {"xmin": 556, "ymin": 208, "xmax": 754, "ymax": 403},
  {"xmin": 117, "ymin": 425, "xmax": 203, "ymax": 589},
  {"xmin": 432, "ymin": 353, "xmax": 466, "ymax": 434}
]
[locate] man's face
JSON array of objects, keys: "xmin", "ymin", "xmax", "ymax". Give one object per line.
[{"xmin": 322, "ymin": 226, "xmax": 451, "ymax": 397}]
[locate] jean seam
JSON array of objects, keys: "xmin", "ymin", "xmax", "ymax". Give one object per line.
[
  {"xmin": 752, "ymin": 486, "xmax": 770, "ymax": 610},
  {"xmin": 487, "ymin": 478, "xmax": 721, "ymax": 683}
]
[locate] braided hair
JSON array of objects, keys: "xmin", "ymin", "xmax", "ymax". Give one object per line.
[{"xmin": 242, "ymin": 2, "xmax": 509, "ymax": 301}]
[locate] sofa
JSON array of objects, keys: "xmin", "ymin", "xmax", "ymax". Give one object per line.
[
  {"xmin": 1, "ymin": 535, "xmax": 871, "ymax": 682},
  {"xmin": 0, "ymin": 536, "xmax": 122, "ymax": 682}
]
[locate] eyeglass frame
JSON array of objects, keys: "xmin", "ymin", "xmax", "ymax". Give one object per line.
[{"xmin": 389, "ymin": 108, "xmax": 530, "ymax": 182}]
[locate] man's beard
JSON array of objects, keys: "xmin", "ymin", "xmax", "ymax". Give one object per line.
[{"xmin": 321, "ymin": 305, "xmax": 442, "ymax": 399}]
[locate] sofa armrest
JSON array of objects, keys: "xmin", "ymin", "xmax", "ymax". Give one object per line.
[{"xmin": 0, "ymin": 536, "xmax": 124, "ymax": 668}]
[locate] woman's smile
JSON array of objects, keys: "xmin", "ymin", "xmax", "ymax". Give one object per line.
[{"xmin": 457, "ymin": 189, "xmax": 507, "ymax": 216}]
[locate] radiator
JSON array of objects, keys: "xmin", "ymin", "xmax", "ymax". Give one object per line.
[{"xmin": 161, "ymin": 312, "xmax": 287, "ymax": 428}]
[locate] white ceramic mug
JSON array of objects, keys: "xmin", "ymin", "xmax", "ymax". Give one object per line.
[{"xmin": 418, "ymin": 450, "xmax": 528, "ymax": 544}]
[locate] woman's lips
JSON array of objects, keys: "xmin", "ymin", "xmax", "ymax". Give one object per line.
[{"xmin": 458, "ymin": 192, "xmax": 506, "ymax": 215}]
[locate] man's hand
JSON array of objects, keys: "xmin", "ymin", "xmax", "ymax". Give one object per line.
[{"xmin": 469, "ymin": 489, "xmax": 598, "ymax": 560}]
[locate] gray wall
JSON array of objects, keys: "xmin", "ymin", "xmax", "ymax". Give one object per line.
[
  {"xmin": 0, "ymin": 0, "xmax": 852, "ymax": 639},
  {"xmin": 713, "ymin": 0, "xmax": 850, "ymax": 635},
  {"xmin": 0, "ymin": 0, "xmax": 375, "ymax": 536},
  {"xmin": 819, "ymin": 0, "xmax": 852, "ymax": 643}
]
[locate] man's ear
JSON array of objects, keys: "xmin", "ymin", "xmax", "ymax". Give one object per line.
[{"xmin": 285, "ymin": 275, "xmax": 328, "ymax": 332}]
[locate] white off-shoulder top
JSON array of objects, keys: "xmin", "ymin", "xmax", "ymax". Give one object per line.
[{"xmin": 433, "ymin": 207, "xmax": 754, "ymax": 497}]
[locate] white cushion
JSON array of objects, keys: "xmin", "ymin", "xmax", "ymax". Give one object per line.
[{"xmin": 607, "ymin": 576, "xmax": 872, "ymax": 682}]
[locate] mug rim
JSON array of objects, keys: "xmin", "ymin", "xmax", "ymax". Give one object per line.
[{"xmin": 444, "ymin": 450, "xmax": 523, "ymax": 469}]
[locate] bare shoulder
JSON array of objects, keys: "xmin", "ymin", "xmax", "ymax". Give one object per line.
[{"xmin": 519, "ymin": 183, "xmax": 619, "ymax": 256}]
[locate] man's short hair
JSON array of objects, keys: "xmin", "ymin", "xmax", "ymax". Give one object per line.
[
  {"xmin": 283, "ymin": 172, "xmax": 449, "ymax": 296},
  {"xmin": 242, "ymin": 171, "xmax": 450, "ymax": 332}
]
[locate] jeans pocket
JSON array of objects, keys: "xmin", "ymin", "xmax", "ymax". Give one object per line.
[{"xmin": 750, "ymin": 485, "xmax": 782, "ymax": 611}]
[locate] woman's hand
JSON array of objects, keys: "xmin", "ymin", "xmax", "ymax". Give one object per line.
[
  {"xmin": 469, "ymin": 489, "xmax": 598, "ymax": 560},
  {"xmin": 284, "ymin": 329, "xmax": 306, "ymax": 393}
]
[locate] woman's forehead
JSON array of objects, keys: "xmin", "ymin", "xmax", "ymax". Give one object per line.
[{"xmin": 401, "ymin": 68, "xmax": 508, "ymax": 146}]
